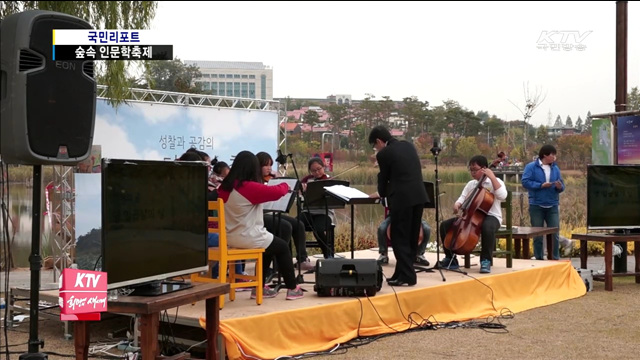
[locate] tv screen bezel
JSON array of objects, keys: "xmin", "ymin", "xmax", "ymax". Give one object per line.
[
  {"xmin": 587, "ymin": 164, "xmax": 640, "ymax": 231},
  {"xmin": 100, "ymin": 158, "xmax": 209, "ymax": 290}
]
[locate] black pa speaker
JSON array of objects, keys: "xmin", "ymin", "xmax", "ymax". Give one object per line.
[
  {"xmin": 314, "ymin": 258, "xmax": 383, "ymax": 297},
  {"xmin": 1, "ymin": 10, "xmax": 96, "ymax": 165}
]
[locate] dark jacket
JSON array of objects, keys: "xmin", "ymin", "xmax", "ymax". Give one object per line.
[{"xmin": 375, "ymin": 138, "xmax": 427, "ymax": 210}]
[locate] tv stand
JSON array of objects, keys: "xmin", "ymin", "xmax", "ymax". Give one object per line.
[
  {"xmin": 74, "ymin": 282, "xmax": 229, "ymax": 360},
  {"xmin": 571, "ymin": 233, "xmax": 640, "ymax": 291},
  {"xmin": 128, "ymin": 280, "xmax": 193, "ymax": 296}
]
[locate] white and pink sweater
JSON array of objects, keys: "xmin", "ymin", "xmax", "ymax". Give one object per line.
[{"xmin": 217, "ymin": 181, "xmax": 289, "ymax": 249}]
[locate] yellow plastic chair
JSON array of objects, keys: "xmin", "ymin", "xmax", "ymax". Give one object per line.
[{"xmin": 191, "ymin": 198, "xmax": 264, "ymax": 309}]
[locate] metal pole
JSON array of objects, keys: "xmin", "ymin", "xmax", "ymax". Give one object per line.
[
  {"xmin": 614, "ymin": 0, "xmax": 628, "ymax": 273},
  {"xmin": 20, "ymin": 165, "xmax": 48, "ymax": 359}
]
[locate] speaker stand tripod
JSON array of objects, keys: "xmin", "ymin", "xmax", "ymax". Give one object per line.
[
  {"xmin": 20, "ymin": 165, "xmax": 48, "ymax": 360},
  {"xmin": 275, "ymin": 152, "xmax": 315, "ymax": 288}
]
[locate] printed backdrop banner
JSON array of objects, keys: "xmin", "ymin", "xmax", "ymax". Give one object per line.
[
  {"xmin": 617, "ymin": 115, "xmax": 640, "ymax": 165},
  {"xmin": 75, "ymin": 100, "xmax": 279, "ymax": 270},
  {"xmin": 94, "ymin": 99, "xmax": 279, "ymax": 163},
  {"xmin": 591, "ymin": 119, "xmax": 613, "ymax": 165}
]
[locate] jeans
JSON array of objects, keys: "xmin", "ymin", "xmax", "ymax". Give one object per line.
[
  {"xmin": 207, "ymin": 233, "xmax": 244, "ymax": 277},
  {"xmin": 529, "ymin": 205, "xmax": 560, "ymax": 260},
  {"xmin": 377, "ymin": 217, "xmax": 431, "ymax": 256}
]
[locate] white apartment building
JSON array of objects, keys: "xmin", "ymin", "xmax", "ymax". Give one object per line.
[{"xmin": 185, "ymin": 60, "xmax": 273, "ymax": 100}]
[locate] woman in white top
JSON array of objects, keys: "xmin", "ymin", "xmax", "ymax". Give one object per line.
[{"xmin": 217, "ymin": 151, "xmax": 303, "ymax": 300}]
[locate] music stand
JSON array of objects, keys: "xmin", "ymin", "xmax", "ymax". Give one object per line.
[
  {"xmin": 304, "ymin": 180, "xmax": 349, "ymax": 210},
  {"xmin": 302, "ymin": 180, "xmax": 347, "ymax": 261},
  {"xmin": 263, "ymin": 177, "xmax": 299, "ymax": 213},
  {"xmin": 323, "ymin": 184, "xmax": 380, "ymax": 259}
]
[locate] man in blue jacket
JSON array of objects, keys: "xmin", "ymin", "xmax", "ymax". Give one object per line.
[{"xmin": 521, "ymin": 145, "xmax": 565, "ymax": 260}]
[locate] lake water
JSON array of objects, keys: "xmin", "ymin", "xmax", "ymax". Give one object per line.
[{"xmin": 4, "ymin": 182, "xmax": 527, "ymax": 268}]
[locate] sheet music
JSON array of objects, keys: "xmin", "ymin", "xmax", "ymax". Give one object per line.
[
  {"xmin": 324, "ymin": 185, "xmax": 371, "ymax": 202},
  {"xmin": 262, "ymin": 178, "xmax": 299, "ymax": 213}
]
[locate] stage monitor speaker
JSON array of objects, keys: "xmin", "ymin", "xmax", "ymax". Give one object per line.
[
  {"xmin": 1, "ymin": 10, "xmax": 96, "ymax": 165},
  {"xmin": 314, "ymin": 258, "xmax": 382, "ymax": 297}
]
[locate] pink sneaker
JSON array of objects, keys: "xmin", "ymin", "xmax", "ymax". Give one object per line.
[
  {"xmin": 285, "ymin": 285, "xmax": 304, "ymax": 300},
  {"xmin": 251, "ymin": 286, "xmax": 278, "ymax": 299}
]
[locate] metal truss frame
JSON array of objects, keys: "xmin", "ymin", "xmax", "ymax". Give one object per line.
[
  {"xmin": 96, "ymin": 85, "xmax": 280, "ymax": 111},
  {"xmin": 47, "ymin": 165, "xmax": 75, "ymax": 282}
]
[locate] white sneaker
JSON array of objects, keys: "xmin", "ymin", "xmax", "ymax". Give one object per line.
[
  {"xmin": 563, "ymin": 244, "xmax": 574, "ymax": 257},
  {"xmin": 560, "ymin": 236, "xmax": 574, "ymax": 256}
]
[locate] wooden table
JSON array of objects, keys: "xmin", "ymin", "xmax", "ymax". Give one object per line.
[
  {"xmin": 507, "ymin": 226, "xmax": 559, "ymax": 260},
  {"xmin": 572, "ymin": 233, "xmax": 640, "ymax": 291},
  {"xmin": 74, "ymin": 282, "xmax": 230, "ymax": 360}
]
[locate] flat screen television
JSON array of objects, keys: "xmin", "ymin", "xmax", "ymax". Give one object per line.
[
  {"xmin": 587, "ymin": 165, "xmax": 640, "ymax": 231},
  {"xmin": 101, "ymin": 158, "xmax": 209, "ymax": 294}
]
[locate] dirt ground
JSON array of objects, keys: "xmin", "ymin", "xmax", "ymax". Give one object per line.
[{"xmin": 3, "ymin": 278, "xmax": 640, "ymax": 359}]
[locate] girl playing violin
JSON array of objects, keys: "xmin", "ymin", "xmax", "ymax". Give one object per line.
[
  {"xmin": 256, "ymin": 152, "xmax": 314, "ymax": 271},
  {"xmin": 300, "ymin": 157, "xmax": 335, "ymax": 259},
  {"xmin": 210, "ymin": 158, "xmax": 230, "ymax": 190}
]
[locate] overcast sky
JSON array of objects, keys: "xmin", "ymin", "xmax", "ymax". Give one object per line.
[{"xmin": 150, "ymin": 1, "xmax": 639, "ymax": 127}]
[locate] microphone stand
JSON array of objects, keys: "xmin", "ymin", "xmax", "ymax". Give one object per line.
[
  {"xmin": 422, "ymin": 143, "xmax": 447, "ymax": 281},
  {"xmin": 278, "ymin": 154, "xmax": 314, "ymax": 285}
]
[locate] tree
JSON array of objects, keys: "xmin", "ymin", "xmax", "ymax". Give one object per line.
[
  {"xmin": 325, "ymin": 103, "xmax": 350, "ymax": 150},
  {"xmin": 554, "ymin": 115, "xmax": 563, "ymax": 127},
  {"xmin": 139, "ymin": 58, "xmax": 202, "ymax": 93},
  {"xmin": 584, "ymin": 111, "xmax": 593, "ymax": 134},
  {"xmin": 302, "ymin": 108, "xmax": 320, "ymax": 126},
  {"xmin": 508, "ymin": 82, "xmax": 546, "ymax": 151},
  {"xmin": 456, "ymin": 136, "xmax": 480, "ymax": 160},
  {"xmin": 400, "ymin": 96, "xmax": 430, "ymax": 139},
  {"xmin": 628, "ymin": 86, "xmax": 640, "ymax": 111},
  {"xmin": 377, "ymin": 96, "xmax": 395, "ymax": 127},
  {"xmin": 437, "ymin": 100, "xmax": 482, "ymax": 138},
  {"xmin": 575, "ymin": 116, "xmax": 583, "ymax": 133},
  {"xmin": 356, "ymin": 94, "xmax": 379, "ymax": 149},
  {"xmin": 557, "ymin": 134, "xmax": 592, "ymax": 174},
  {"xmin": 485, "ymin": 115, "xmax": 506, "ymax": 147},
  {"xmin": 535, "ymin": 125, "xmax": 551, "ymax": 145},
  {"xmin": 565, "ymin": 115, "xmax": 573, "ymax": 127},
  {"xmin": 1, "ymin": 1, "xmax": 158, "ymax": 107}
]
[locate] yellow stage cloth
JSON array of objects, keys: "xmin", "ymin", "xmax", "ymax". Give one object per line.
[{"xmin": 215, "ymin": 261, "xmax": 585, "ymax": 359}]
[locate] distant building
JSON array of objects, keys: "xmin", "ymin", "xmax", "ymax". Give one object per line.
[
  {"xmin": 185, "ymin": 60, "xmax": 273, "ymax": 100},
  {"xmin": 275, "ymin": 94, "xmax": 353, "ymax": 107},
  {"xmin": 281, "ymin": 123, "xmax": 301, "ymax": 136},
  {"xmin": 547, "ymin": 126, "xmax": 579, "ymax": 137},
  {"xmin": 326, "ymin": 94, "xmax": 352, "ymax": 105}
]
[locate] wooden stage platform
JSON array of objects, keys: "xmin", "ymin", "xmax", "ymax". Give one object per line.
[{"xmin": 31, "ymin": 248, "xmax": 585, "ymax": 360}]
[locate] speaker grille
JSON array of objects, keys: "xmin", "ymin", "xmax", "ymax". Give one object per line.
[
  {"xmin": 83, "ymin": 61, "xmax": 94, "ymax": 78},
  {"xmin": 19, "ymin": 49, "xmax": 44, "ymax": 71},
  {"xmin": 25, "ymin": 16, "xmax": 96, "ymax": 159}
]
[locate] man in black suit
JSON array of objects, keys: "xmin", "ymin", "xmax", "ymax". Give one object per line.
[{"xmin": 368, "ymin": 126, "xmax": 427, "ymax": 286}]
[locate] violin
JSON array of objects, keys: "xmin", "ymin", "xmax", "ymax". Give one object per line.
[
  {"xmin": 443, "ymin": 174, "xmax": 495, "ymax": 255},
  {"xmin": 263, "ymin": 172, "xmax": 277, "ymax": 184}
]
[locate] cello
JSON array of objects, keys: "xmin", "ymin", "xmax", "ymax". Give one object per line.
[{"xmin": 444, "ymin": 174, "xmax": 495, "ymax": 255}]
